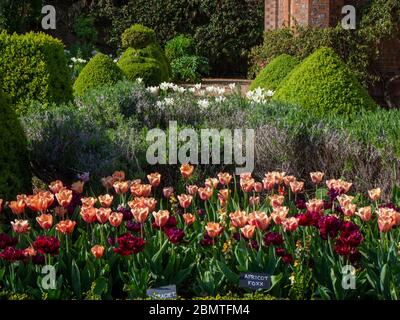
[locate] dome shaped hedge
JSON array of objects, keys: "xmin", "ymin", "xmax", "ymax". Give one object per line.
[
  {"xmin": 73, "ymin": 53, "xmax": 125, "ymax": 96},
  {"xmin": 0, "ymin": 89, "xmax": 31, "ymax": 200},
  {"xmin": 273, "ymin": 47, "xmax": 378, "ymax": 116},
  {"xmin": 249, "ymin": 54, "xmax": 299, "ymax": 91}
]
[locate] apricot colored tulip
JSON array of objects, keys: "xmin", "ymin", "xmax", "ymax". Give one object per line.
[
  {"xmin": 71, "ymin": 181, "xmax": 84, "ymax": 194},
  {"xmin": 11, "ymin": 219, "xmax": 30, "ymax": 234},
  {"xmin": 282, "ymin": 217, "xmax": 299, "ymax": 232},
  {"xmin": 205, "ymin": 222, "xmax": 223, "ymax": 238},
  {"xmin": 113, "ymin": 181, "xmax": 130, "ymax": 194},
  {"xmin": 96, "ymin": 208, "xmax": 111, "ymax": 224},
  {"xmin": 80, "ymin": 206, "xmax": 97, "ymax": 224},
  {"xmin": 49, "ymin": 180, "xmax": 64, "ymax": 194},
  {"xmin": 283, "ymin": 175, "xmax": 297, "ymax": 186},
  {"xmin": 241, "ymin": 225, "xmax": 256, "ymax": 239},
  {"xmin": 198, "ymin": 187, "xmax": 213, "ymax": 201},
  {"xmin": 56, "ymin": 189, "xmax": 73, "ymax": 208},
  {"xmin": 98, "ymin": 194, "xmax": 113, "ymax": 208},
  {"xmin": 271, "ymin": 206, "xmax": 289, "ymax": 225},
  {"xmin": 310, "ymin": 171, "xmax": 325, "ymax": 184},
  {"xmin": 229, "ymin": 210, "xmax": 248, "ymax": 228},
  {"xmin": 183, "ymin": 213, "xmax": 196, "ymax": 226},
  {"xmin": 205, "ymin": 178, "xmax": 219, "ymax": 189},
  {"xmin": 163, "ymin": 187, "xmax": 174, "ymax": 199},
  {"xmin": 109, "ymin": 212, "xmax": 123, "ymax": 227},
  {"xmin": 112, "ymin": 171, "xmax": 125, "ymax": 181},
  {"xmin": 91, "ymin": 245, "xmax": 105, "ymax": 259},
  {"xmin": 9, "ymin": 199, "xmax": 26, "ymax": 215},
  {"xmin": 147, "ymin": 173, "xmax": 161, "ymax": 187},
  {"xmin": 356, "ymin": 206, "xmax": 372, "ymax": 222},
  {"xmin": 177, "ymin": 194, "xmax": 193, "ymax": 209},
  {"xmin": 81, "ymin": 197, "xmax": 97, "ymax": 208},
  {"xmin": 180, "ymin": 164, "xmax": 194, "ymax": 179},
  {"xmin": 217, "ymin": 172, "xmax": 232, "ymax": 186},
  {"xmin": 186, "ymin": 185, "xmax": 198, "ymax": 196},
  {"xmin": 290, "ymin": 181, "xmax": 304, "ymax": 194},
  {"xmin": 368, "ymin": 188, "xmax": 381, "ymax": 202},
  {"xmin": 269, "ymin": 195, "xmax": 285, "ymax": 208},
  {"xmin": 56, "ymin": 219, "xmax": 76, "ymax": 235},
  {"xmin": 131, "ymin": 207, "xmax": 149, "ymax": 223},
  {"xmin": 153, "ymin": 210, "xmax": 170, "ymax": 227},
  {"xmin": 101, "ymin": 176, "xmax": 115, "ymax": 189},
  {"xmin": 36, "ymin": 214, "xmax": 53, "ymax": 230},
  {"xmin": 306, "ymin": 199, "xmax": 324, "ymax": 213}
]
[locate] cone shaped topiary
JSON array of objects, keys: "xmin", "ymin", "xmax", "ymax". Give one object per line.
[
  {"xmin": 250, "ymin": 54, "xmax": 299, "ymax": 91},
  {"xmin": 0, "ymin": 89, "xmax": 31, "ymax": 200},
  {"xmin": 273, "ymin": 47, "xmax": 378, "ymax": 116},
  {"xmin": 73, "ymin": 53, "xmax": 125, "ymax": 96}
]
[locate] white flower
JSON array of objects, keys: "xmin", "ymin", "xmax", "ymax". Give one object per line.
[
  {"xmin": 160, "ymin": 82, "xmax": 176, "ymax": 91},
  {"xmin": 188, "ymin": 87, "xmax": 196, "ymax": 93},
  {"xmin": 177, "ymin": 87, "xmax": 186, "ymax": 93},
  {"xmin": 113, "ymin": 59, "xmax": 118, "ymax": 63},
  {"xmin": 246, "ymin": 87, "xmax": 274, "ymax": 104},
  {"xmin": 199, "ymin": 90, "xmax": 206, "ymax": 96},
  {"xmin": 77, "ymin": 58, "xmax": 86, "ymax": 64},
  {"xmin": 156, "ymin": 101, "xmax": 165, "ymax": 109},
  {"xmin": 136, "ymin": 78, "xmax": 143, "ymax": 84},
  {"xmin": 206, "ymin": 86, "xmax": 216, "ymax": 93},
  {"xmin": 164, "ymin": 97, "xmax": 174, "ymax": 106},
  {"xmin": 228, "ymin": 83, "xmax": 236, "ymax": 90},
  {"xmin": 69, "ymin": 64, "xmax": 73, "ymax": 68},
  {"xmin": 216, "ymin": 87, "xmax": 225, "ymax": 95},
  {"xmin": 215, "ymin": 96, "xmax": 226, "ymax": 103},
  {"xmin": 146, "ymin": 86, "xmax": 159, "ymax": 94},
  {"xmin": 197, "ymin": 99, "xmax": 209, "ymax": 109},
  {"xmin": 266, "ymin": 90, "xmax": 275, "ymax": 97},
  {"xmin": 194, "ymin": 83, "xmax": 202, "ymax": 90}
]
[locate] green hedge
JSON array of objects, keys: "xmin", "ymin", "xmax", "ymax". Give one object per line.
[
  {"xmin": 273, "ymin": 47, "xmax": 378, "ymax": 117},
  {"xmin": 121, "ymin": 24, "xmax": 156, "ymax": 49},
  {"xmin": 117, "ymin": 51, "xmax": 162, "ymax": 86},
  {"xmin": 250, "ymin": 54, "xmax": 299, "ymax": 91},
  {"xmin": 73, "ymin": 53, "xmax": 125, "ymax": 96},
  {"xmin": 0, "ymin": 31, "xmax": 72, "ymax": 115},
  {"xmin": 0, "ymin": 89, "xmax": 31, "ymax": 200}
]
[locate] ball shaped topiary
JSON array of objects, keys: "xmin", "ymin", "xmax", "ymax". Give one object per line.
[
  {"xmin": 121, "ymin": 24, "xmax": 156, "ymax": 49},
  {"xmin": 249, "ymin": 54, "xmax": 299, "ymax": 91},
  {"xmin": 273, "ymin": 47, "xmax": 378, "ymax": 117},
  {"xmin": 134, "ymin": 43, "xmax": 170, "ymax": 81},
  {"xmin": 73, "ymin": 53, "xmax": 125, "ymax": 96},
  {"xmin": 0, "ymin": 89, "xmax": 32, "ymax": 200},
  {"xmin": 117, "ymin": 49, "xmax": 162, "ymax": 86}
]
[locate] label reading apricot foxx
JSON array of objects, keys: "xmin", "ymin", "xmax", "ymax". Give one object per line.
[{"xmin": 239, "ymin": 273, "xmax": 271, "ymax": 290}]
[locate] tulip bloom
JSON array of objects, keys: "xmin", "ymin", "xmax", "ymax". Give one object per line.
[
  {"xmin": 217, "ymin": 172, "xmax": 232, "ymax": 186},
  {"xmin": 282, "ymin": 217, "xmax": 299, "ymax": 232},
  {"xmin": 241, "ymin": 225, "xmax": 256, "ymax": 239},
  {"xmin": 109, "ymin": 212, "xmax": 123, "ymax": 227},
  {"xmin": 337, "ymin": 195, "xmax": 354, "ymax": 208},
  {"xmin": 11, "ymin": 219, "xmax": 30, "ymax": 234},
  {"xmin": 98, "ymin": 194, "xmax": 113, "ymax": 208},
  {"xmin": 130, "ymin": 184, "xmax": 152, "ymax": 197},
  {"xmin": 131, "ymin": 207, "xmax": 149, "ymax": 223},
  {"xmin": 71, "ymin": 181, "xmax": 84, "ymax": 194},
  {"xmin": 180, "ymin": 164, "xmax": 194, "ymax": 179},
  {"xmin": 113, "ymin": 181, "xmax": 130, "ymax": 194},
  {"xmin": 356, "ymin": 206, "xmax": 372, "ymax": 222},
  {"xmin": 183, "ymin": 213, "xmax": 196, "ymax": 226},
  {"xmin": 56, "ymin": 189, "xmax": 73, "ymax": 208},
  {"xmin": 54, "ymin": 206, "xmax": 67, "ymax": 217},
  {"xmin": 377, "ymin": 207, "xmax": 397, "ymax": 232},
  {"xmin": 249, "ymin": 196, "xmax": 260, "ymax": 206},
  {"xmin": 240, "ymin": 178, "xmax": 255, "ymax": 193},
  {"xmin": 9, "ymin": 199, "xmax": 26, "ymax": 215},
  {"xmin": 229, "ymin": 210, "xmax": 248, "ymax": 228},
  {"xmin": 186, "ymin": 185, "xmax": 198, "ymax": 196},
  {"xmin": 205, "ymin": 178, "xmax": 219, "ymax": 189},
  {"xmin": 205, "ymin": 222, "xmax": 223, "ymax": 238},
  {"xmin": 198, "ymin": 187, "xmax": 213, "ymax": 201},
  {"xmin": 49, "ymin": 180, "xmax": 64, "ymax": 194},
  {"xmin": 81, "ymin": 197, "xmax": 97, "ymax": 208},
  {"xmin": 218, "ymin": 189, "xmax": 229, "ymax": 206},
  {"xmin": 254, "ymin": 182, "xmax": 263, "ymax": 193},
  {"xmin": 112, "ymin": 171, "xmax": 125, "ymax": 181},
  {"xmin": 262, "ymin": 176, "xmax": 275, "ymax": 191},
  {"xmin": 283, "ymin": 175, "xmax": 297, "ymax": 186},
  {"xmin": 251, "ymin": 211, "xmax": 270, "ymax": 231},
  {"xmin": 153, "ymin": 210, "xmax": 170, "ymax": 227},
  {"xmin": 342, "ymin": 203, "xmax": 357, "ymax": 217},
  {"xmin": 36, "ymin": 214, "xmax": 53, "ymax": 230},
  {"xmin": 56, "ymin": 220, "xmax": 76, "ymax": 235},
  {"xmin": 310, "ymin": 171, "xmax": 324, "ymax": 184},
  {"xmin": 163, "ymin": 187, "xmax": 174, "ymax": 199},
  {"xmin": 96, "ymin": 208, "xmax": 112, "ymax": 224},
  {"xmin": 147, "ymin": 173, "xmax": 161, "ymax": 187},
  {"xmin": 269, "ymin": 195, "xmax": 285, "ymax": 208},
  {"xmin": 306, "ymin": 199, "xmax": 324, "ymax": 213},
  {"xmin": 91, "ymin": 245, "xmax": 105, "ymax": 259},
  {"xmin": 368, "ymin": 188, "xmax": 381, "ymax": 202},
  {"xmin": 271, "ymin": 206, "xmax": 289, "ymax": 225},
  {"xmin": 101, "ymin": 176, "xmax": 115, "ymax": 189},
  {"xmin": 290, "ymin": 181, "xmax": 304, "ymax": 194},
  {"xmin": 177, "ymin": 194, "xmax": 193, "ymax": 209},
  {"xmin": 80, "ymin": 206, "xmax": 97, "ymax": 224}
]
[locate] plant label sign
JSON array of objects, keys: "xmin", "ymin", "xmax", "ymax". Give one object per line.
[
  {"xmin": 146, "ymin": 285, "xmax": 177, "ymax": 299},
  {"xmin": 239, "ymin": 273, "xmax": 271, "ymax": 290}
]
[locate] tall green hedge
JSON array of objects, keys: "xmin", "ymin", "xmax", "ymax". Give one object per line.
[
  {"xmin": 273, "ymin": 47, "xmax": 378, "ymax": 117},
  {"xmin": 0, "ymin": 89, "xmax": 31, "ymax": 200},
  {"xmin": 0, "ymin": 31, "xmax": 72, "ymax": 115},
  {"xmin": 250, "ymin": 54, "xmax": 299, "ymax": 91}
]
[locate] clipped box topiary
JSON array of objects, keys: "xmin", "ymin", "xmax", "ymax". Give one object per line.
[
  {"xmin": 0, "ymin": 31, "xmax": 72, "ymax": 115},
  {"xmin": 0, "ymin": 89, "xmax": 32, "ymax": 200},
  {"xmin": 273, "ymin": 47, "xmax": 378, "ymax": 117},
  {"xmin": 121, "ymin": 24, "xmax": 156, "ymax": 49},
  {"xmin": 73, "ymin": 53, "xmax": 125, "ymax": 96},
  {"xmin": 117, "ymin": 50, "xmax": 162, "ymax": 86},
  {"xmin": 249, "ymin": 54, "xmax": 299, "ymax": 91}
]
